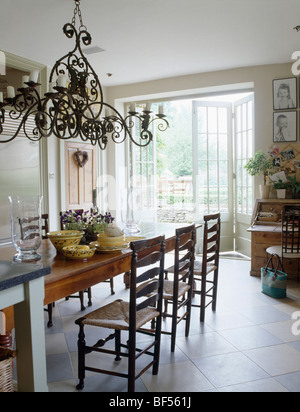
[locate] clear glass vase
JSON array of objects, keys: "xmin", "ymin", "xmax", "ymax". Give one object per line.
[
  {"xmin": 121, "ymin": 188, "xmax": 142, "ymax": 235},
  {"xmin": 9, "ymin": 195, "xmax": 43, "ymax": 262}
]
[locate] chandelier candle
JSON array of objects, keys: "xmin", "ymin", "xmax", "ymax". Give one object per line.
[
  {"xmin": 0, "ymin": 0, "xmax": 169, "ymax": 148},
  {"xmin": 7, "ymin": 86, "xmax": 15, "ymax": 99},
  {"xmin": 22, "ymin": 76, "xmax": 30, "ymax": 87},
  {"xmin": 30, "ymin": 70, "xmax": 39, "ymax": 83}
]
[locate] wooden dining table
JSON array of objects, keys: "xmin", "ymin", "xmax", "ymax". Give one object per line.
[{"xmin": 0, "ymin": 222, "xmax": 199, "ymax": 332}]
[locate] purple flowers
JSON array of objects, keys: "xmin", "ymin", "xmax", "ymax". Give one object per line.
[{"xmin": 61, "ymin": 210, "xmax": 115, "ymax": 233}]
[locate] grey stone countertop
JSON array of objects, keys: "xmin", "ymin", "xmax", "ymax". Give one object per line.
[{"xmin": 0, "ymin": 260, "xmax": 51, "ymax": 292}]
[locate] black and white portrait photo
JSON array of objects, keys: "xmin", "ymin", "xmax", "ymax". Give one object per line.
[
  {"xmin": 273, "ymin": 111, "xmax": 297, "ymax": 142},
  {"xmin": 273, "ymin": 78, "xmax": 297, "ymax": 110}
]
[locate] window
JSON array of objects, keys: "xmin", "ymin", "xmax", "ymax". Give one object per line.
[{"xmin": 129, "ymin": 103, "xmax": 157, "ymax": 216}]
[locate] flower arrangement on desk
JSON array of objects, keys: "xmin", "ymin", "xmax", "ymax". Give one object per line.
[{"xmin": 61, "ymin": 210, "xmax": 115, "ymax": 243}]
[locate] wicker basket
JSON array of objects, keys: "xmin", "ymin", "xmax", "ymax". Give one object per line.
[{"xmin": 0, "ymin": 347, "xmax": 16, "ymax": 392}]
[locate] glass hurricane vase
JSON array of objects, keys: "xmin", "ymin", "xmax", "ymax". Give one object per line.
[
  {"xmin": 9, "ymin": 195, "xmax": 43, "ymax": 262},
  {"xmin": 121, "ymin": 187, "xmax": 142, "ymax": 235}
]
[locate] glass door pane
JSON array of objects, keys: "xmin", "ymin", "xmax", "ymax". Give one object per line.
[{"xmin": 193, "ymin": 101, "xmax": 233, "ymax": 252}]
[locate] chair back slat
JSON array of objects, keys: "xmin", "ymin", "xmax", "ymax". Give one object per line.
[
  {"xmin": 207, "ymin": 244, "xmax": 217, "ymax": 255},
  {"xmin": 42, "ymin": 214, "xmax": 49, "ymax": 240},
  {"xmin": 136, "ymin": 294, "xmax": 159, "ymax": 312},
  {"xmin": 179, "ymin": 238, "xmax": 193, "ymax": 253},
  {"xmin": 179, "ymin": 254, "xmax": 192, "ymax": 268},
  {"xmin": 136, "ymin": 279, "xmax": 159, "ymax": 299},
  {"xmin": 207, "ymin": 223, "xmax": 219, "ymax": 233},
  {"xmin": 207, "ymin": 254, "xmax": 217, "ymax": 263},
  {"xmin": 135, "ymin": 251, "xmax": 163, "ymax": 269},
  {"xmin": 207, "ymin": 233, "xmax": 218, "ymax": 244},
  {"xmin": 137, "ymin": 267, "xmax": 160, "ymax": 284},
  {"xmin": 282, "ymin": 209, "xmax": 300, "ymax": 254}
]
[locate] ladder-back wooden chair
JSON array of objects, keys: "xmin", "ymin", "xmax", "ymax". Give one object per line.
[
  {"xmin": 75, "ymin": 235, "xmax": 165, "ymax": 392},
  {"xmin": 41, "ymin": 214, "xmax": 49, "ymax": 239},
  {"xmin": 266, "ymin": 207, "xmax": 300, "ymax": 281},
  {"xmin": 163, "ymin": 224, "xmax": 196, "ymax": 352},
  {"xmin": 192, "ymin": 213, "xmax": 221, "ymax": 322}
]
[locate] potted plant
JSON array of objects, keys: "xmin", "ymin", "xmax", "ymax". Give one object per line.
[
  {"xmin": 272, "ymin": 179, "xmax": 288, "ymax": 199},
  {"xmin": 82, "ymin": 211, "xmax": 115, "ymax": 242},
  {"xmin": 244, "ymin": 151, "xmax": 273, "ymax": 198},
  {"xmin": 61, "ymin": 210, "xmax": 115, "ymax": 243},
  {"xmin": 60, "ymin": 210, "xmax": 85, "ymax": 231},
  {"xmin": 287, "ymin": 175, "xmax": 300, "ymax": 199}
]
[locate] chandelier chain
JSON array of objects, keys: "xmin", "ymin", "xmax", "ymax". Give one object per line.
[{"xmin": 72, "ymin": 0, "xmax": 87, "ymax": 32}]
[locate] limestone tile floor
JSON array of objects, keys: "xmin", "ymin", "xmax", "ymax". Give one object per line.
[{"xmin": 44, "ymin": 257, "xmax": 300, "ymax": 392}]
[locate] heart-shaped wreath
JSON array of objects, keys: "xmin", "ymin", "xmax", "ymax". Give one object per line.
[{"xmin": 74, "ymin": 150, "xmax": 89, "ymax": 168}]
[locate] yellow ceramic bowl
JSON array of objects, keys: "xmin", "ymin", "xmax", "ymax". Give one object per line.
[
  {"xmin": 62, "ymin": 245, "xmax": 96, "ymax": 260},
  {"xmin": 47, "ymin": 230, "xmax": 84, "ymax": 252}
]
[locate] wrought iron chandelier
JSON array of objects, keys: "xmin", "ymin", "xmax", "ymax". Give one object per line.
[{"xmin": 0, "ymin": 0, "xmax": 169, "ymax": 149}]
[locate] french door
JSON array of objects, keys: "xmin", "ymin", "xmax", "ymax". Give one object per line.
[
  {"xmin": 193, "ymin": 101, "xmax": 234, "ymax": 253},
  {"xmin": 234, "ymin": 95, "xmax": 254, "ymax": 256},
  {"xmin": 192, "ymin": 94, "xmax": 254, "ymax": 256}
]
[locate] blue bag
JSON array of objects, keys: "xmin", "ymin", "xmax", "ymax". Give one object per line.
[{"xmin": 261, "ymin": 254, "xmax": 287, "ymax": 299}]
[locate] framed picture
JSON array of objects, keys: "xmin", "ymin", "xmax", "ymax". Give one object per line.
[
  {"xmin": 273, "ymin": 111, "xmax": 297, "ymax": 142},
  {"xmin": 273, "ymin": 77, "xmax": 297, "ymax": 110}
]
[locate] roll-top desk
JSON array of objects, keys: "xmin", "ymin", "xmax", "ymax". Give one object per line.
[{"xmin": 248, "ymin": 199, "xmax": 300, "ymax": 279}]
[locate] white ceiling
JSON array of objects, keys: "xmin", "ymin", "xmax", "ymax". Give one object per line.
[{"xmin": 1, "ymin": 0, "xmax": 300, "ymax": 87}]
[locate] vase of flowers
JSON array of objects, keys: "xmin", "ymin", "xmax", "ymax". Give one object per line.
[
  {"xmin": 60, "ymin": 210, "xmax": 115, "ymax": 244},
  {"xmin": 60, "ymin": 210, "xmax": 85, "ymax": 231}
]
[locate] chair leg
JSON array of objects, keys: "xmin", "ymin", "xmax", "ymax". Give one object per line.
[
  {"xmin": 87, "ymin": 288, "xmax": 92, "ymax": 307},
  {"xmin": 153, "ymin": 315, "xmax": 162, "ymax": 376},
  {"xmin": 115, "ymin": 329, "xmax": 121, "ymax": 361},
  {"xmin": 170, "ymin": 298, "xmax": 178, "ymax": 353},
  {"xmin": 212, "ymin": 269, "xmax": 219, "ymax": 312},
  {"xmin": 47, "ymin": 303, "xmax": 54, "ymax": 328},
  {"xmin": 163, "ymin": 298, "xmax": 169, "ymax": 317},
  {"xmin": 79, "ymin": 291, "xmax": 85, "ymax": 311},
  {"xmin": 110, "ymin": 278, "xmax": 115, "ymax": 295},
  {"xmin": 76, "ymin": 321, "xmax": 86, "ymax": 390},
  {"xmin": 128, "ymin": 334, "xmax": 136, "ymax": 392},
  {"xmin": 200, "ymin": 273, "xmax": 207, "ymax": 322},
  {"xmin": 185, "ymin": 289, "xmax": 193, "ymax": 338}
]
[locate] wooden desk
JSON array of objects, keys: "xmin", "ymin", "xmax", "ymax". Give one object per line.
[
  {"xmin": 0, "ymin": 223, "xmax": 198, "ymax": 330},
  {"xmin": 248, "ymin": 199, "xmax": 300, "ymax": 278}
]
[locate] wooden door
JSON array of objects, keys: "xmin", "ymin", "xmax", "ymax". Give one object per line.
[{"xmin": 65, "ymin": 142, "xmax": 97, "ymax": 211}]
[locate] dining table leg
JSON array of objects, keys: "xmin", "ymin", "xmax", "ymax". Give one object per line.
[
  {"xmin": 123, "ymin": 271, "xmax": 130, "ymax": 289},
  {"xmin": 13, "ymin": 277, "xmax": 48, "ymax": 392}
]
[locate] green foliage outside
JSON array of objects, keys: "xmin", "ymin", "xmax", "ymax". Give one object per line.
[{"xmin": 155, "ymin": 101, "xmax": 193, "ymax": 178}]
